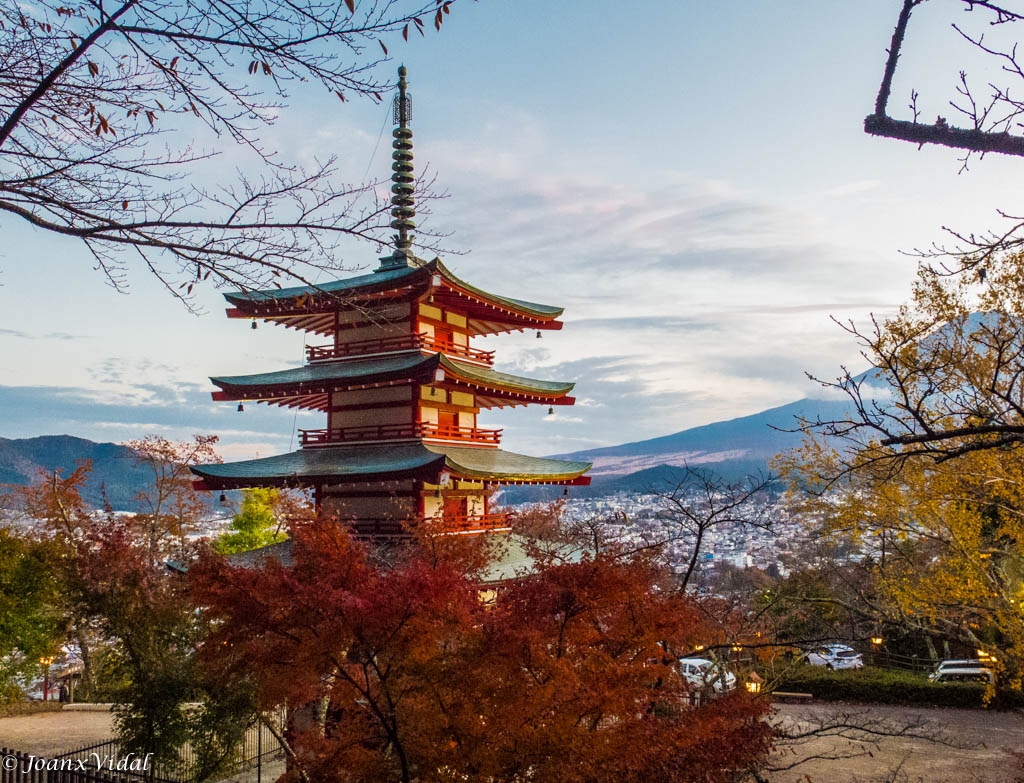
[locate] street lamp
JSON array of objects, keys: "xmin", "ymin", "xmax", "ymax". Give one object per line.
[{"xmin": 39, "ymin": 656, "xmax": 54, "ymax": 702}]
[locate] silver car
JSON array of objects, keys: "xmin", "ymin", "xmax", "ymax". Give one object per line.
[
  {"xmin": 678, "ymin": 657, "xmax": 737, "ymax": 692},
  {"xmin": 805, "ymin": 644, "xmax": 864, "ymax": 670}
]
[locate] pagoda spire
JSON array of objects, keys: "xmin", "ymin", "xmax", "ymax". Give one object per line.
[{"xmin": 378, "ymin": 65, "xmax": 419, "ymax": 271}]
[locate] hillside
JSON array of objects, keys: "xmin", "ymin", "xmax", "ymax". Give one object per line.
[
  {"xmin": 0, "ymin": 435, "xmax": 152, "ymax": 510},
  {"xmin": 1, "ymin": 398, "xmax": 856, "ymax": 507},
  {"xmin": 557, "ymin": 397, "xmax": 852, "ymax": 476},
  {"xmin": 502, "ymin": 397, "xmax": 854, "ymax": 502}
]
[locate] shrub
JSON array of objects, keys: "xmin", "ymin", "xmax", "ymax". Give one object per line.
[{"xmin": 772, "ymin": 666, "xmax": 1024, "ymax": 709}]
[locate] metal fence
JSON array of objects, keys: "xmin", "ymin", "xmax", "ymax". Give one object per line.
[
  {"xmin": 2, "ymin": 746, "xmax": 138, "ymax": 783},
  {"xmin": 3, "ymin": 707, "xmax": 287, "ymax": 783}
]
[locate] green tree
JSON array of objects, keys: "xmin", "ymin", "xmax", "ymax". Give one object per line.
[
  {"xmin": 215, "ymin": 488, "xmax": 288, "ymax": 555},
  {"xmin": 0, "ymin": 529, "xmax": 64, "ymax": 702}
]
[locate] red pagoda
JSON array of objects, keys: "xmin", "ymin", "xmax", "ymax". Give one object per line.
[{"xmin": 191, "ymin": 68, "xmax": 590, "ymax": 536}]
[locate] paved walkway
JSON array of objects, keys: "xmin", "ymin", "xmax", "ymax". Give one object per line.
[
  {"xmin": 0, "ymin": 707, "xmax": 114, "ymax": 756},
  {"xmin": 768, "ymin": 703, "xmax": 1024, "ymax": 782}
]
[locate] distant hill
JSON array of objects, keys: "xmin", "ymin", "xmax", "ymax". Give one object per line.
[
  {"xmin": 0, "ymin": 435, "xmax": 152, "ymax": 511},
  {"xmin": 554, "ymin": 397, "xmax": 854, "ymax": 477},
  {"xmin": 503, "ymin": 397, "xmax": 856, "ymax": 502},
  {"xmin": 3, "ymin": 399, "xmax": 858, "ymax": 508}
]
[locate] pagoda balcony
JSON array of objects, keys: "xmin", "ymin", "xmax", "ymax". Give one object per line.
[
  {"xmin": 429, "ymin": 511, "xmax": 512, "ymax": 533},
  {"xmin": 418, "ymin": 421, "xmax": 502, "ymax": 444},
  {"xmin": 306, "ymin": 332, "xmax": 495, "ymax": 365},
  {"xmin": 299, "ymin": 422, "xmax": 502, "ymax": 447}
]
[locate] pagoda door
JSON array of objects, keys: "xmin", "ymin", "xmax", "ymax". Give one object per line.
[
  {"xmin": 443, "ymin": 494, "xmax": 467, "ymax": 525},
  {"xmin": 438, "ymin": 410, "xmax": 457, "ymax": 438},
  {"xmin": 434, "ymin": 325, "xmax": 454, "ymax": 352}
]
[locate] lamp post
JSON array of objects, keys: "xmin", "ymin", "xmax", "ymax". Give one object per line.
[{"xmin": 39, "ymin": 656, "xmax": 54, "ymax": 701}]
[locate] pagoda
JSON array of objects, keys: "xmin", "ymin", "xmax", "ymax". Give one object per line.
[{"xmin": 191, "ymin": 67, "xmax": 590, "ymax": 536}]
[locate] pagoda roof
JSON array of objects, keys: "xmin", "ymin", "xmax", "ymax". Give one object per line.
[
  {"xmin": 190, "ymin": 443, "xmax": 591, "ymax": 489},
  {"xmin": 210, "ymin": 353, "xmax": 575, "ymax": 410},
  {"xmin": 223, "ymin": 259, "xmax": 564, "ymax": 336},
  {"xmin": 214, "ymin": 533, "xmax": 585, "ymax": 585}
]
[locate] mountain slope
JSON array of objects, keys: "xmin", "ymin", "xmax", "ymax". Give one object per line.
[
  {"xmin": 0, "ymin": 435, "xmax": 151, "ymax": 510},
  {"xmin": 553, "ymin": 397, "xmax": 854, "ymax": 478}
]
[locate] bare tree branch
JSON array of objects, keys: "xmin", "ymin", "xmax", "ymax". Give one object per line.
[{"xmin": 0, "ymin": 0, "xmax": 461, "ymax": 307}]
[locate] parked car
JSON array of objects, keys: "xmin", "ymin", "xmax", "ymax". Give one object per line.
[
  {"xmin": 678, "ymin": 657, "xmax": 737, "ymax": 692},
  {"xmin": 931, "ymin": 667, "xmax": 995, "ymax": 685},
  {"xmin": 805, "ymin": 644, "xmax": 863, "ymax": 670},
  {"xmin": 929, "ymin": 660, "xmax": 994, "ymax": 685}
]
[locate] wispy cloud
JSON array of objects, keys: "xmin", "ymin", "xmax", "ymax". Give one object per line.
[{"xmin": 0, "ymin": 328, "xmax": 83, "ymax": 340}]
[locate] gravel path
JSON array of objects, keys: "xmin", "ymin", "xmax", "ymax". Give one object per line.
[
  {"xmin": 2, "ymin": 703, "xmax": 1021, "ymax": 782},
  {"xmin": 0, "ymin": 708, "xmax": 115, "ymax": 756},
  {"xmin": 767, "ymin": 703, "xmax": 1024, "ymax": 783}
]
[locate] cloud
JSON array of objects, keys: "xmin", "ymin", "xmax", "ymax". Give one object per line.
[
  {"xmin": 825, "ymin": 180, "xmax": 881, "ymax": 198},
  {"xmin": 0, "ymin": 328, "xmax": 83, "ymax": 340},
  {"xmin": 0, "ymin": 384, "xmax": 301, "ymax": 457}
]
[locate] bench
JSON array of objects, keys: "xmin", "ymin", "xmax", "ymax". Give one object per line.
[{"xmin": 770, "ymin": 691, "xmax": 813, "ymax": 703}]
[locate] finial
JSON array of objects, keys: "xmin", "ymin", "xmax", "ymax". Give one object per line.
[{"xmin": 389, "ymin": 66, "xmax": 415, "ymax": 255}]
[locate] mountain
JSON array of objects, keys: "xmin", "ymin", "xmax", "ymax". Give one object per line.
[
  {"xmin": 502, "ymin": 396, "xmax": 856, "ymax": 502},
  {"xmin": 555, "ymin": 397, "xmax": 854, "ymax": 478},
  {"xmin": 0, "ymin": 435, "xmax": 152, "ymax": 510},
  {"xmin": 1, "ymin": 397, "xmax": 856, "ymax": 507}
]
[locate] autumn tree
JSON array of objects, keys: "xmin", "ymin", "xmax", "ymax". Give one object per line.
[
  {"xmin": 1, "ymin": 463, "xmax": 105, "ymax": 696},
  {"xmin": 0, "ymin": 0, "xmax": 461, "ymax": 303},
  {"xmin": 0, "ymin": 438, "xmax": 221, "ymax": 715},
  {"xmin": 77, "ymin": 519, "xmax": 214, "ymax": 777},
  {"xmin": 127, "ymin": 434, "xmax": 219, "ymax": 564},
  {"xmin": 797, "ymin": 260, "xmax": 1024, "ymax": 476},
  {"xmin": 192, "ymin": 518, "xmax": 775, "ymax": 783},
  {"xmin": 785, "ymin": 434, "xmax": 1024, "ymax": 694}
]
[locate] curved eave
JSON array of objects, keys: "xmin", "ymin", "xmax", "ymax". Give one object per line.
[
  {"xmin": 431, "ymin": 260, "xmax": 564, "ymax": 335},
  {"xmin": 224, "ymin": 264, "xmax": 428, "ymax": 310},
  {"xmin": 442, "ymin": 356, "xmax": 576, "ymax": 402},
  {"xmin": 431, "ymin": 445, "xmax": 592, "ymax": 485},
  {"xmin": 189, "ymin": 444, "xmax": 447, "ymax": 490},
  {"xmin": 220, "ymin": 259, "xmax": 565, "ymax": 336},
  {"xmin": 209, "ymin": 354, "xmax": 578, "ymax": 410},
  {"xmin": 190, "ymin": 444, "xmax": 591, "ymax": 491}
]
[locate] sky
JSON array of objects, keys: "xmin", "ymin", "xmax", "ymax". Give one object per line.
[{"xmin": 3, "ymin": 0, "xmax": 1024, "ymax": 461}]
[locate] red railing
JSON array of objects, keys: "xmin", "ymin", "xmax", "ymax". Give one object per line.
[
  {"xmin": 307, "ymin": 333, "xmax": 421, "ymax": 362},
  {"xmin": 418, "ymin": 421, "xmax": 502, "ymax": 444},
  {"xmin": 428, "ymin": 512, "xmax": 512, "ymax": 533},
  {"xmin": 306, "ymin": 332, "xmax": 495, "ymax": 365},
  {"xmin": 428, "ymin": 338, "xmax": 495, "ymax": 365},
  {"xmin": 300, "ymin": 421, "xmax": 502, "ymax": 447},
  {"xmin": 300, "ymin": 423, "xmax": 418, "ymax": 445}
]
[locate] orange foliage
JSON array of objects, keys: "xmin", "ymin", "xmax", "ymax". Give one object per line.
[{"xmin": 192, "ymin": 520, "xmax": 774, "ymax": 783}]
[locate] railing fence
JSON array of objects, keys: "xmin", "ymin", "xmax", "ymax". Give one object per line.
[{"xmin": 3, "ymin": 706, "xmax": 287, "ymax": 783}]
